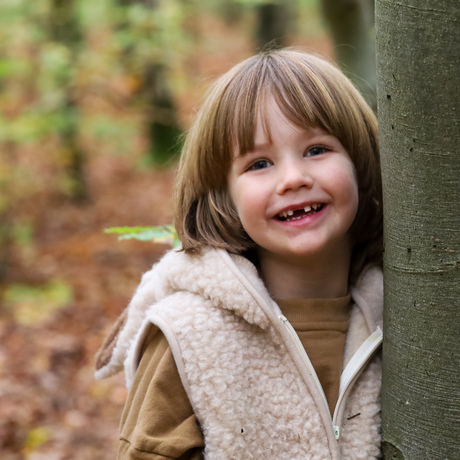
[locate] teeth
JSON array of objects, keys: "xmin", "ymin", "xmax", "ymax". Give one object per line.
[{"xmin": 278, "ymin": 203, "xmax": 322, "ymax": 221}]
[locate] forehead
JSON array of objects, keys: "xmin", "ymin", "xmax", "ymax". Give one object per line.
[
  {"xmin": 253, "ymin": 100, "xmax": 303, "ymax": 146},
  {"xmin": 232, "ymin": 89, "xmax": 327, "ymax": 158}
]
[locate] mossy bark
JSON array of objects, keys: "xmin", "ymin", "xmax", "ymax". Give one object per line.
[{"xmin": 376, "ymin": 0, "xmax": 460, "ymax": 458}]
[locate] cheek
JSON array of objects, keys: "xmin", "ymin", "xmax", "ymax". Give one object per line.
[
  {"xmin": 236, "ymin": 195, "xmax": 260, "ymax": 226},
  {"xmin": 230, "ymin": 179, "xmax": 261, "ymax": 215},
  {"xmin": 345, "ymin": 174, "xmax": 360, "ymax": 225},
  {"xmin": 334, "ymin": 165, "xmax": 359, "ymax": 217},
  {"xmin": 333, "ymin": 163, "xmax": 357, "ymax": 189}
]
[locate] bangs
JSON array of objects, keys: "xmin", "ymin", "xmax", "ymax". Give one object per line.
[{"xmin": 225, "ymin": 52, "xmax": 344, "ymax": 157}]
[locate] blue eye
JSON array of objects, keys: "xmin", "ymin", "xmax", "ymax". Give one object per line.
[
  {"xmin": 249, "ymin": 159, "xmax": 272, "ymax": 170},
  {"xmin": 306, "ymin": 146, "xmax": 328, "ymax": 157}
]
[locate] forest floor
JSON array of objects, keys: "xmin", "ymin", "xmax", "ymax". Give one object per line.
[{"xmin": 0, "ymin": 155, "xmax": 176, "ymax": 459}]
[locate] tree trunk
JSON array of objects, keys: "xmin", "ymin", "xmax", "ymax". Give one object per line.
[
  {"xmin": 116, "ymin": 0, "xmax": 183, "ymax": 166},
  {"xmin": 50, "ymin": 0, "xmax": 89, "ymax": 203},
  {"xmin": 0, "ymin": 142, "xmax": 16, "ymax": 282},
  {"xmin": 256, "ymin": 2, "xmax": 292, "ymax": 50},
  {"xmin": 376, "ymin": 1, "xmax": 460, "ymax": 458},
  {"xmin": 143, "ymin": 63, "xmax": 182, "ymax": 166},
  {"xmin": 320, "ymin": 0, "xmax": 376, "ymax": 109}
]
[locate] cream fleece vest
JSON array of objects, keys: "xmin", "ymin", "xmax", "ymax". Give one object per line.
[{"xmin": 96, "ymin": 247, "xmax": 383, "ymax": 459}]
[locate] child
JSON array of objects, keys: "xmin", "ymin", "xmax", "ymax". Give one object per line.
[{"xmin": 95, "ymin": 49, "xmax": 383, "ymax": 460}]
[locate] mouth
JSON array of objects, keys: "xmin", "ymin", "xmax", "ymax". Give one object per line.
[{"xmin": 276, "ymin": 203, "xmax": 324, "ymax": 222}]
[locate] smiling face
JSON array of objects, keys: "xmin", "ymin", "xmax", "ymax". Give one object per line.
[{"xmin": 228, "ymin": 101, "xmax": 359, "ymax": 268}]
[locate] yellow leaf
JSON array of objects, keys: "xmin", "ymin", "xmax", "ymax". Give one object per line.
[{"xmin": 23, "ymin": 427, "xmax": 50, "ymax": 456}]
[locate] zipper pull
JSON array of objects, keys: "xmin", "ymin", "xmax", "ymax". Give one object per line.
[{"xmin": 333, "ymin": 426, "xmax": 340, "ymax": 440}]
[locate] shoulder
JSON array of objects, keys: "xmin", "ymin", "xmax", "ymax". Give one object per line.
[{"xmin": 120, "ymin": 325, "xmax": 204, "ymax": 459}]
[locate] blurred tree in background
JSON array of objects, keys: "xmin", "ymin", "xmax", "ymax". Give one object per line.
[
  {"xmin": 255, "ymin": 1, "xmax": 293, "ymax": 49},
  {"xmin": 320, "ymin": 0, "xmax": 376, "ymax": 109},
  {"xmin": 48, "ymin": 0, "xmax": 88, "ymax": 203},
  {"xmin": 112, "ymin": 0, "xmax": 186, "ymax": 166}
]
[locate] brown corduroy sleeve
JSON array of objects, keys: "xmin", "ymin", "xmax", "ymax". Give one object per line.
[{"xmin": 118, "ymin": 326, "xmax": 204, "ymax": 460}]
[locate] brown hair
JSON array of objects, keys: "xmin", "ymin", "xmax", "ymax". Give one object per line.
[{"xmin": 173, "ymin": 49, "xmax": 382, "ymax": 279}]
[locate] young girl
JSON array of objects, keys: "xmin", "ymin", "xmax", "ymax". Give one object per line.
[{"xmin": 95, "ymin": 49, "xmax": 383, "ymax": 460}]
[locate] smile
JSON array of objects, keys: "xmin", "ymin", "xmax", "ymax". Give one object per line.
[{"xmin": 276, "ymin": 203, "xmax": 324, "ymax": 222}]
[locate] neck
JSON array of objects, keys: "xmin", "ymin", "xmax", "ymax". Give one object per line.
[{"xmin": 257, "ymin": 249, "xmax": 352, "ymax": 299}]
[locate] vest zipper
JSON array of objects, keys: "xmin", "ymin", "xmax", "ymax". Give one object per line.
[
  {"xmin": 278, "ymin": 315, "xmax": 337, "ymax": 436},
  {"xmin": 279, "ymin": 316, "xmax": 382, "ymax": 442},
  {"xmin": 332, "ymin": 327, "xmax": 383, "ymax": 439}
]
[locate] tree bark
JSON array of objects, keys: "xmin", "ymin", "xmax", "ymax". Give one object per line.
[
  {"xmin": 376, "ymin": 1, "xmax": 460, "ymax": 458},
  {"xmin": 321, "ymin": 0, "xmax": 376, "ymax": 109}
]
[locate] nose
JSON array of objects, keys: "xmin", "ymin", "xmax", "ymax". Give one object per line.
[{"xmin": 275, "ymin": 159, "xmax": 313, "ymax": 195}]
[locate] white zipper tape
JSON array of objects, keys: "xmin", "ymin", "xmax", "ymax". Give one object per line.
[{"xmin": 332, "ymin": 327, "xmax": 383, "ymax": 432}]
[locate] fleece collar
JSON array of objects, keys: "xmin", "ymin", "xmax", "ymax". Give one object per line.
[{"xmin": 95, "ymin": 247, "xmax": 383, "ymax": 381}]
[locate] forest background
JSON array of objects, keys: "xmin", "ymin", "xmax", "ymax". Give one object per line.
[{"xmin": 0, "ymin": 1, "xmax": 374, "ymax": 458}]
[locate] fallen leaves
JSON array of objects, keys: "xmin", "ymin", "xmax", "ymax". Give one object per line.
[{"xmin": 0, "ymin": 162, "xmax": 174, "ymax": 460}]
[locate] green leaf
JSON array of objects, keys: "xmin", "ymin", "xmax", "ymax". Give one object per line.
[{"xmin": 104, "ymin": 225, "xmax": 179, "ymax": 247}]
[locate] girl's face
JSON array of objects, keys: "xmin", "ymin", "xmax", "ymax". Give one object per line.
[{"xmin": 227, "ymin": 100, "xmax": 359, "ymax": 266}]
